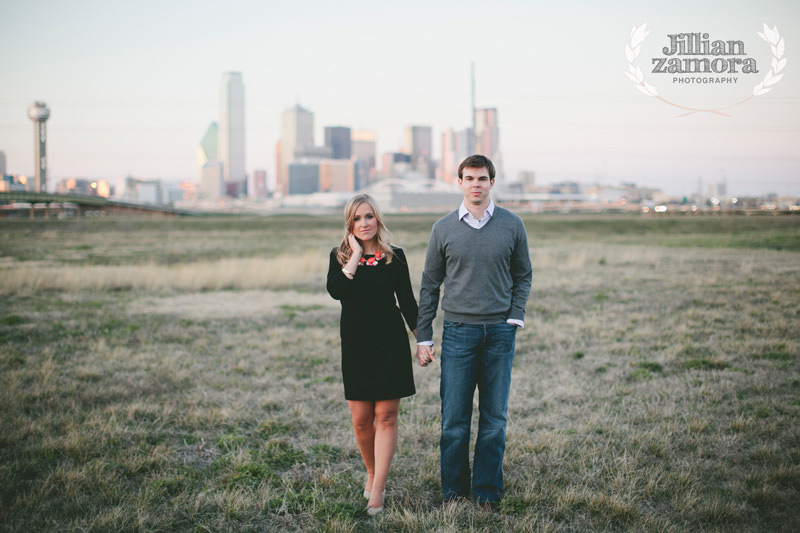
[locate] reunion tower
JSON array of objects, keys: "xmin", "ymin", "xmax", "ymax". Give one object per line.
[{"xmin": 28, "ymin": 101, "xmax": 50, "ymax": 193}]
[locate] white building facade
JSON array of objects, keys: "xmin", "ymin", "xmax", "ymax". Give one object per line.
[{"xmin": 218, "ymin": 72, "xmax": 246, "ymax": 196}]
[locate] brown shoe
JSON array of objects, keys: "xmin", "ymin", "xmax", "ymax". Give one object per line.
[{"xmin": 479, "ymin": 501, "xmax": 500, "ymax": 514}]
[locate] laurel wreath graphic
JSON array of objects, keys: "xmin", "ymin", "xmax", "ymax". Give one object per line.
[{"xmin": 625, "ymin": 23, "xmax": 787, "ymax": 117}]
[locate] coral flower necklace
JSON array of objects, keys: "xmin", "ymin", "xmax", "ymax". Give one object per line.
[{"xmin": 359, "ymin": 250, "xmax": 383, "ymax": 267}]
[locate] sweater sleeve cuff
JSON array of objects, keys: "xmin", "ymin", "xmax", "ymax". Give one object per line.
[
  {"xmin": 507, "ymin": 307, "xmax": 525, "ymax": 322},
  {"xmin": 417, "ymin": 326, "xmax": 433, "ymax": 343}
]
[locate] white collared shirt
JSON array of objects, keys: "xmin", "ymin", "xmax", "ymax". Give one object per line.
[{"xmin": 459, "ymin": 199, "xmax": 495, "ymax": 229}]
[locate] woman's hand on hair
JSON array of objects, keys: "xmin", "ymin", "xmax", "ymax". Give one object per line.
[{"xmin": 348, "ymin": 234, "xmax": 363, "ymax": 256}]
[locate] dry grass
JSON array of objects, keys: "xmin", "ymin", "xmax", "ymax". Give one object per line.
[
  {"xmin": 1, "ymin": 214, "xmax": 799, "ymax": 532},
  {"xmin": 0, "ymin": 251, "xmax": 326, "ymax": 294}
]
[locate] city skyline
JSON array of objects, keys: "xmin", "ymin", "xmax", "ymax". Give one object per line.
[{"xmin": 0, "ymin": 0, "xmax": 798, "ymax": 197}]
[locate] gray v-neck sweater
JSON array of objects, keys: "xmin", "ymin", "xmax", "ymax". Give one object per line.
[{"xmin": 416, "ymin": 206, "xmax": 533, "ymax": 343}]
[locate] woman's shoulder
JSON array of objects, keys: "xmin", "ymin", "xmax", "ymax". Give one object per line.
[{"xmin": 389, "ymin": 246, "xmax": 408, "ymax": 265}]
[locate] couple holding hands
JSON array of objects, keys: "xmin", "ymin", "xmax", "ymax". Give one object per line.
[{"xmin": 326, "ymin": 155, "xmax": 532, "ymax": 516}]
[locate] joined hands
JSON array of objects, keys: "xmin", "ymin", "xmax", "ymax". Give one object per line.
[{"xmin": 416, "ymin": 344, "xmax": 436, "ymax": 367}]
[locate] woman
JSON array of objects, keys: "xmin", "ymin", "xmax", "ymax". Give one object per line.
[{"xmin": 326, "ymin": 194, "xmax": 418, "ymax": 516}]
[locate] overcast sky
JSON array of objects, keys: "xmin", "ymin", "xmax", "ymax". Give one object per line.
[{"xmin": 1, "ymin": 0, "xmax": 798, "ymax": 196}]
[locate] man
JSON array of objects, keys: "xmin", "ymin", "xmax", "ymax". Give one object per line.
[{"xmin": 416, "ymin": 154, "xmax": 532, "ymax": 512}]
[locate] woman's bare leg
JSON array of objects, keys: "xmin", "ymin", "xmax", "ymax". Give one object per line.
[
  {"xmin": 348, "ymin": 400, "xmax": 376, "ymax": 494},
  {"xmin": 368, "ymin": 399, "xmax": 400, "ymax": 509}
]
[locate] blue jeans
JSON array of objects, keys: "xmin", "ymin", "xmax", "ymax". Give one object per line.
[{"xmin": 440, "ymin": 320, "xmax": 517, "ymax": 503}]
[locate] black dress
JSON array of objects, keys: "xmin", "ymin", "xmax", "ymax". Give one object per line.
[{"xmin": 326, "ymin": 246, "xmax": 418, "ymax": 401}]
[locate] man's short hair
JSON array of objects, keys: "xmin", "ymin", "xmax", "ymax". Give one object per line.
[{"xmin": 458, "ymin": 155, "xmax": 495, "ymax": 181}]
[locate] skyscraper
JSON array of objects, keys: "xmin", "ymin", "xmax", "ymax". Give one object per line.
[
  {"xmin": 28, "ymin": 101, "xmax": 50, "ymax": 193},
  {"xmin": 381, "ymin": 152, "xmax": 412, "ymax": 178},
  {"xmin": 441, "ymin": 127, "xmax": 471, "ymax": 184},
  {"xmin": 252, "ymin": 170, "xmax": 267, "ymax": 198},
  {"xmin": 198, "ymin": 122, "xmax": 217, "ymax": 167},
  {"xmin": 475, "ymin": 108, "xmax": 503, "ymax": 181},
  {"xmin": 320, "ymin": 159, "xmax": 355, "ymax": 192},
  {"xmin": 352, "ymin": 130, "xmax": 376, "ymax": 167},
  {"xmin": 324, "ymin": 126, "xmax": 352, "ymax": 159},
  {"xmin": 0, "ymin": 151, "xmax": 6, "ymax": 177},
  {"xmin": 275, "ymin": 140, "xmax": 282, "ymax": 195},
  {"xmin": 352, "ymin": 130, "xmax": 377, "ymax": 189},
  {"xmin": 287, "ymin": 161, "xmax": 320, "ymax": 195},
  {"xmin": 219, "ymin": 72, "xmax": 246, "ymax": 197},
  {"xmin": 404, "ymin": 125, "xmax": 433, "ymax": 177},
  {"xmin": 278, "ymin": 104, "xmax": 314, "ymax": 196},
  {"xmin": 198, "ymin": 122, "xmax": 223, "ymax": 199},
  {"xmin": 201, "ymin": 162, "xmax": 224, "ymax": 200}
]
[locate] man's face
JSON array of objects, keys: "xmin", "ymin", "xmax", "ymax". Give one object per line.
[{"xmin": 458, "ymin": 167, "xmax": 494, "ymax": 206}]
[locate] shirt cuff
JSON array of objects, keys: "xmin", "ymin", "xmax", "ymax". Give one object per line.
[
  {"xmin": 417, "ymin": 341, "xmax": 434, "ymax": 346},
  {"xmin": 506, "ymin": 319, "xmax": 524, "ymax": 328}
]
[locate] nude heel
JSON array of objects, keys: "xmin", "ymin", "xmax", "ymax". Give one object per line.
[{"xmin": 366, "ymin": 489, "xmax": 386, "ymax": 516}]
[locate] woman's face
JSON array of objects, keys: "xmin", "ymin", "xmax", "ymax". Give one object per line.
[{"xmin": 352, "ymin": 202, "xmax": 378, "ymax": 243}]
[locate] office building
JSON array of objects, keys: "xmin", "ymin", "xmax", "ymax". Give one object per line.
[
  {"xmin": 201, "ymin": 162, "xmax": 224, "ymax": 199},
  {"xmin": 197, "ymin": 122, "xmax": 219, "ymax": 198},
  {"xmin": 320, "ymin": 159, "xmax": 355, "ymax": 192},
  {"xmin": 0, "ymin": 175, "xmax": 28, "ymax": 192},
  {"xmin": 352, "ymin": 130, "xmax": 377, "ymax": 187},
  {"xmin": 288, "ymin": 160, "xmax": 320, "ymax": 195},
  {"xmin": 0, "ymin": 151, "xmax": 6, "ymax": 177},
  {"xmin": 324, "ymin": 126, "xmax": 352, "ymax": 159},
  {"xmin": 179, "ymin": 181, "xmax": 198, "ymax": 201},
  {"xmin": 381, "ymin": 152, "xmax": 411, "ymax": 177},
  {"xmin": 139, "ymin": 182, "xmax": 162, "ymax": 204},
  {"xmin": 198, "ymin": 122, "xmax": 218, "ymax": 174},
  {"xmin": 296, "ymin": 145, "xmax": 332, "ymax": 159},
  {"xmin": 125, "ymin": 177, "xmax": 163, "ymax": 204},
  {"xmin": 164, "ymin": 182, "xmax": 185, "ymax": 204},
  {"xmin": 275, "ymin": 140, "xmax": 282, "ymax": 194},
  {"xmin": 441, "ymin": 128, "xmax": 472, "ymax": 184},
  {"xmin": 708, "ymin": 181, "xmax": 727, "ymax": 199},
  {"xmin": 278, "ymin": 104, "xmax": 314, "ymax": 196},
  {"xmin": 56, "ymin": 178, "xmax": 112, "ymax": 198},
  {"xmin": 404, "ymin": 125, "xmax": 433, "ymax": 178},
  {"xmin": 475, "ymin": 108, "xmax": 503, "ymax": 181},
  {"xmin": 219, "ymin": 72, "xmax": 246, "ymax": 197},
  {"xmin": 253, "ymin": 170, "xmax": 267, "ymax": 198}
]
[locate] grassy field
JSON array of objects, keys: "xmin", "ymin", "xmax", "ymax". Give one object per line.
[{"xmin": 1, "ymin": 213, "xmax": 799, "ymax": 532}]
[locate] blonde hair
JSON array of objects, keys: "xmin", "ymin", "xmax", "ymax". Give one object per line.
[{"xmin": 336, "ymin": 194, "xmax": 394, "ymax": 266}]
